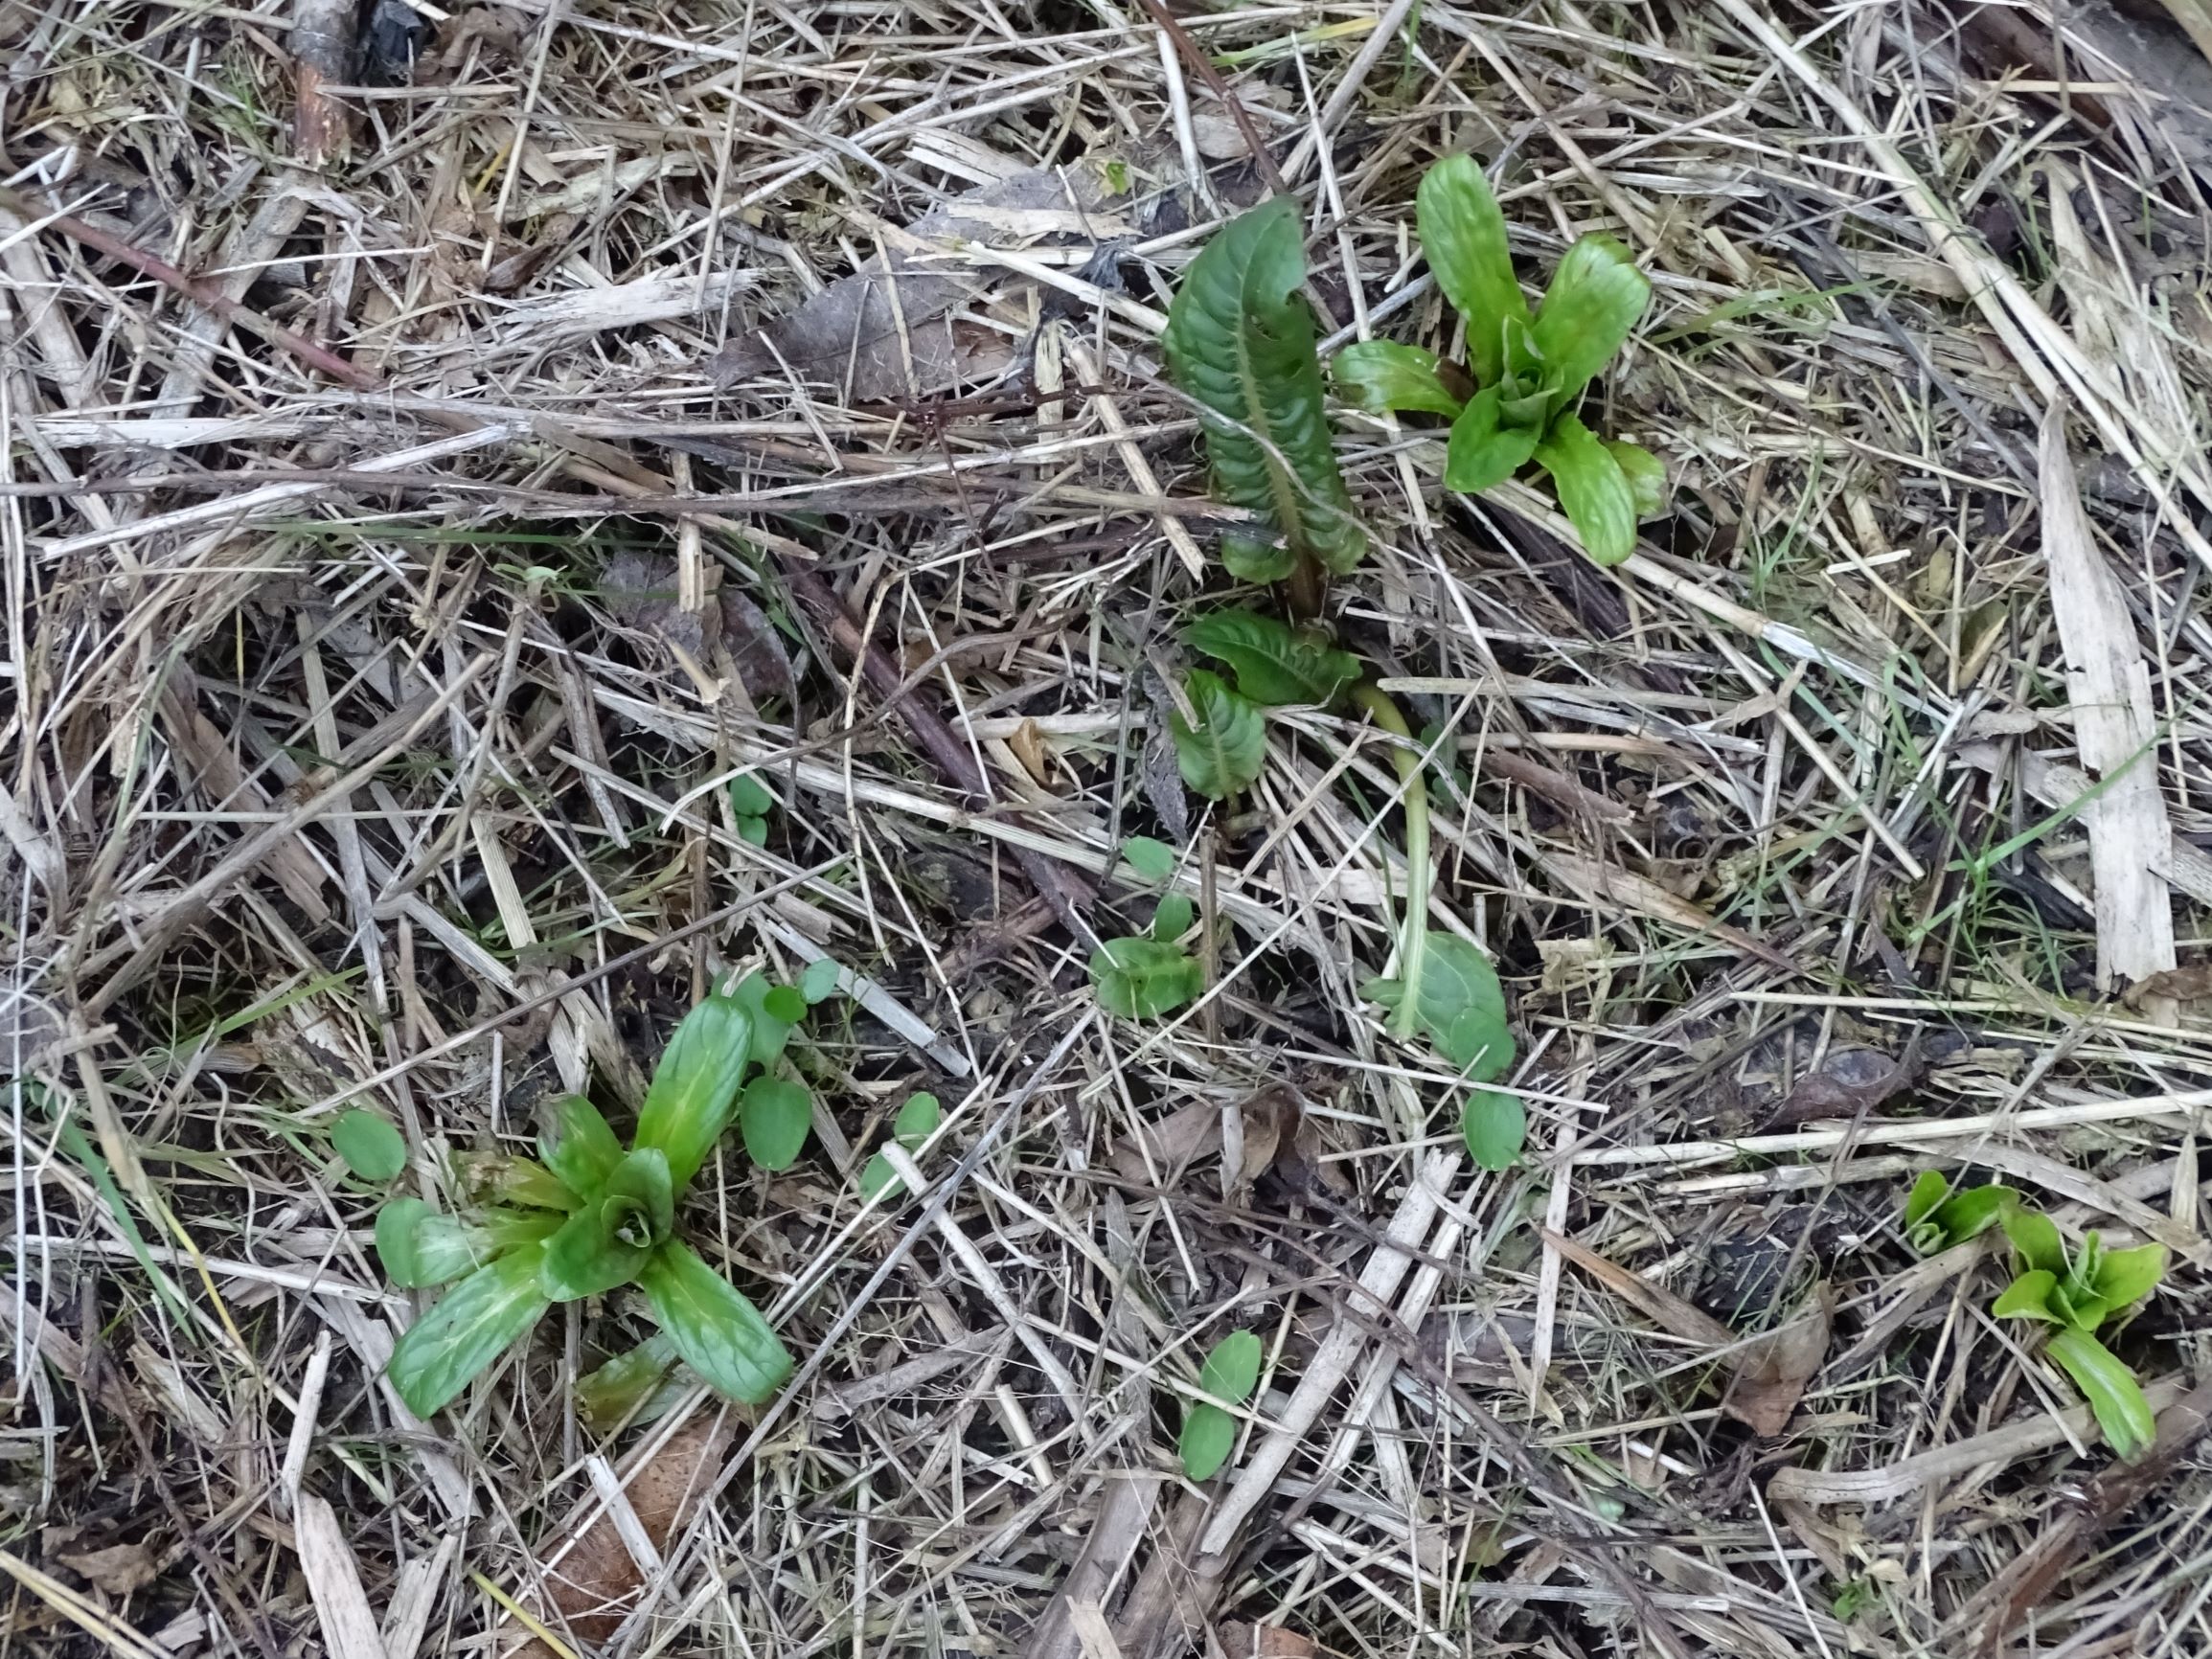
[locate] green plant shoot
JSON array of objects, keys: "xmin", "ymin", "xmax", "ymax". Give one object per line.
[{"xmin": 1181, "ymin": 1329, "xmax": 1264, "ymax": 1482}]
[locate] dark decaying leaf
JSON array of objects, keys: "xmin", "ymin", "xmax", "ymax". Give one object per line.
[
  {"xmin": 1767, "ymin": 1032, "xmax": 1926, "ymax": 1127},
  {"xmin": 1161, "ymin": 195, "xmax": 1364, "ymax": 575},
  {"xmin": 706, "ymin": 160, "xmax": 1130, "ymax": 400}
]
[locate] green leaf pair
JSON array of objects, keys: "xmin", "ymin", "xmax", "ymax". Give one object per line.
[
  {"xmin": 729, "ymin": 774, "xmax": 775, "ymax": 847},
  {"xmin": 860, "ymin": 1091, "xmax": 944, "ymax": 1200},
  {"xmin": 1162, "ymin": 196, "xmax": 1363, "ymax": 582},
  {"xmin": 1333, "ymin": 154, "xmax": 1659, "ymax": 565},
  {"xmin": 1901, "ymin": 1170, "xmax": 2018, "ymax": 1256},
  {"xmin": 1091, "ymin": 892, "xmax": 1206, "ymax": 1021},
  {"xmin": 379, "ymin": 984, "xmax": 816, "ymax": 1418},
  {"xmin": 1179, "ymin": 1329, "xmax": 1265, "ymax": 1482},
  {"xmin": 1364, "ymin": 932, "xmax": 1521, "ymax": 1169},
  {"xmin": 1988, "ymin": 1200, "xmax": 2167, "ymax": 1461}
]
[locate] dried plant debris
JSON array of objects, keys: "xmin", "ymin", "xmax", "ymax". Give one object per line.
[{"xmin": 10, "ymin": 3, "xmax": 2212, "ymax": 1658}]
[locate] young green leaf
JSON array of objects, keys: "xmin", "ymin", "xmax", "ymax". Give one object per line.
[
  {"xmin": 730, "ymin": 972, "xmax": 800, "ymax": 1070},
  {"xmin": 741, "ymin": 1076, "xmax": 813, "ymax": 1170},
  {"xmin": 634, "ymin": 994, "xmax": 755, "ymax": 1193},
  {"xmin": 1461, "ymin": 1089, "xmax": 1526, "ymax": 1170},
  {"xmin": 1119, "ymin": 835, "xmax": 1178, "ymax": 883},
  {"xmin": 540, "ymin": 1205, "xmax": 650, "ymax": 1303},
  {"xmin": 894, "ymin": 1092, "xmax": 942, "ymax": 1147},
  {"xmin": 1171, "ymin": 670, "xmax": 1267, "ymax": 800},
  {"xmin": 1152, "ymin": 892, "xmax": 1195, "ymax": 942},
  {"xmin": 1530, "ymin": 234, "xmax": 1649, "ymax": 410},
  {"xmin": 375, "ymin": 1199, "xmax": 558, "ymax": 1289},
  {"xmin": 1090, "ymin": 937, "xmax": 1204, "ymax": 1020},
  {"xmin": 1903, "ymin": 1170, "xmax": 1950, "ymax": 1229},
  {"xmin": 1992, "ymin": 1268, "xmax": 2059, "ymax": 1322},
  {"xmin": 1161, "ymin": 195, "xmax": 1363, "ymax": 576},
  {"xmin": 1930, "ymin": 1184, "xmax": 2017, "ymax": 1247},
  {"xmin": 602, "ymin": 1147, "xmax": 675, "ymax": 1245},
  {"xmin": 2053, "ymin": 1285, "xmax": 2111, "ymax": 1332},
  {"xmin": 1197, "ymin": 1329, "xmax": 1263, "ymax": 1403},
  {"xmin": 577, "ymin": 1333, "xmax": 683, "ymax": 1431},
  {"xmin": 637, "ymin": 1239, "xmax": 794, "ymax": 1405},
  {"xmin": 332, "ymin": 1109, "xmax": 406, "ymax": 1183},
  {"xmin": 729, "ymin": 773, "xmax": 774, "ymax": 819},
  {"xmin": 1444, "ymin": 386, "xmax": 1540, "ymax": 493},
  {"xmin": 1366, "ymin": 931, "xmax": 1513, "ymax": 1078},
  {"xmin": 2092, "ymin": 1242, "xmax": 2165, "ymax": 1315},
  {"xmin": 1534, "ymin": 413, "xmax": 1636, "ymax": 565},
  {"xmin": 1332, "ymin": 340, "xmax": 1465, "ymax": 418},
  {"xmin": 2046, "ymin": 1327, "xmax": 2157, "ymax": 1461},
  {"xmin": 2003, "ymin": 1206, "xmax": 2067, "ymax": 1277},
  {"xmin": 539, "ymin": 1094, "xmax": 622, "ymax": 1198},
  {"xmin": 1182, "ymin": 611, "xmax": 1359, "ymax": 707},
  {"xmin": 1180, "ymin": 1400, "xmax": 1238, "ymax": 1482},
  {"xmin": 798, "ymin": 957, "xmax": 842, "ymax": 1004},
  {"xmin": 386, "ymin": 1242, "xmax": 553, "ymax": 1418},
  {"xmin": 1608, "ymin": 440, "xmax": 1668, "ymax": 518},
  {"xmin": 2067, "ymin": 1231, "xmax": 2104, "ymax": 1298},
  {"xmin": 1415, "ymin": 154, "xmax": 1529, "ymax": 387}
]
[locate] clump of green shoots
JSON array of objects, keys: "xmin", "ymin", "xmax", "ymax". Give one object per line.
[{"xmin": 371, "ymin": 970, "xmax": 837, "ymax": 1418}]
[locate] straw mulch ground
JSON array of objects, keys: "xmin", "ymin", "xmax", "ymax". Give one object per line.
[{"xmin": 8, "ymin": 0, "xmax": 2212, "ymax": 1654}]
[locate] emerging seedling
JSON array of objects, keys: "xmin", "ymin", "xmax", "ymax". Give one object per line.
[
  {"xmin": 860, "ymin": 1091, "xmax": 944, "ymax": 1200},
  {"xmin": 1991, "ymin": 1202, "xmax": 2166, "ymax": 1460},
  {"xmin": 1089, "ymin": 895, "xmax": 1203, "ymax": 1020},
  {"xmin": 375, "ymin": 976, "xmax": 817, "ymax": 1417},
  {"xmin": 1901, "ymin": 1170, "xmax": 2017, "ymax": 1255},
  {"xmin": 1334, "ymin": 154, "xmax": 1659, "ymax": 564},
  {"xmin": 1180, "ymin": 1329, "xmax": 1264, "ymax": 1482}
]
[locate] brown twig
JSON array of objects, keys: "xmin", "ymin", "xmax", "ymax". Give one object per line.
[
  {"xmin": 0, "ymin": 184, "xmax": 377, "ymax": 390},
  {"xmin": 1129, "ymin": 0, "xmax": 1288, "ymax": 197}
]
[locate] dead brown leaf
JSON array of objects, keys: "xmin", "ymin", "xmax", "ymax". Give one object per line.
[
  {"xmin": 2127, "ymin": 965, "xmax": 2212, "ymax": 1008},
  {"xmin": 1723, "ymin": 1285, "xmax": 1834, "ymax": 1436},
  {"xmin": 1109, "ymin": 1099, "xmax": 1220, "ymax": 1185},
  {"xmin": 58, "ymin": 1541, "xmax": 158, "ymax": 1598},
  {"xmin": 1766, "ymin": 1032, "xmax": 1926, "ymax": 1127},
  {"xmin": 1217, "ymin": 1621, "xmax": 1318, "ymax": 1658}
]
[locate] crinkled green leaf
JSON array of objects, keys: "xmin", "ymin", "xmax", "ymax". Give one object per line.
[
  {"xmin": 1162, "ymin": 196, "xmax": 1363, "ymax": 575},
  {"xmin": 541, "ymin": 1206, "xmax": 649, "ymax": 1303},
  {"xmin": 1530, "ymin": 233, "xmax": 1649, "ymax": 410},
  {"xmin": 386, "ymin": 1242, "xmax": 553, "ymax": 1418},
  {"xmin": 1445, "ymin": 386, "xmax": 1539, "ymax": 493},
  {"xmin": 2046, "ymin": 1328, "xmax": 2157, "ymax": 1461},
  {"xmin": 1461, "ymin": 1089, "xmax": 1526, "ymax": 1170},
  {"xmin": 539, "ymin": 1094, "xmax": 622, "ymax": 1198},
  {"xmin": 1366, "ymin": 931, "xmax": 1513, "ymax": 1077},
  {"xmin": 577, "ymin": 1333, "xmax": 684, "ymax": 1431},
  {"xmin": 635, "ymin": 994, "xmax": 754, "ymax": 1193},
  {"xmin": 375, "ymin": 1199, "xmax": 557, "ymax": 1289},
  {"xmin": 1182, "ymin": 610, "xmax": 1359, "ymax": 707},
  {"xmin": 1332, "ymin": 340, "xmax": 1465, "ymax": 418},
  {"xmin": 1221, "ymin": 531, "xmax": 1298, "ymax": 584},
  {"xmin": 1091, "ymin": 936, "xmax": 1204, "ymax": 1020},
  {"xmin": 1416, "ymin": 154, "xmax": 1529, "ymax": 387},
  {"xmin": 1608, "ymin": 440, "xmax": 1667, "ymax": 518},
  {"xmin": 1535, "ymin": 412, "xmax": 1636, "ymax": 565},
  {"xmin": 2004, "ymin": 1206, "xmax": 2067, "ymax": 1277},
  {"xmin": 332, "ymin": 1109, "xmax": 406, "ymax": 1183},
  {"xmin": 637, "ymin": 1240, "xmax": 793, "ymax": 1405},
  {"xmin": 1120, "ymin": 835, "xmax": 1178, "ymax": 883},
  {"xmin": 1152, "ymin": 892, "xmax": 1195, "ymax": 942},
  {"xmin": 1198, "ymin": 1329, "xmax": 1263, "ymax": 1404},
  {"xmin": 741, "ymin": 1076, "xmax": 813, "ymax": 1170},
  {"xmin": 1179, "ymin": 1400, "xmax": 1238, "ymax": 1482},
  {"xmin": 2092, "ymin": 1242, "xmax": 2165, "ymax": 1315},
  {"xmin": 1993, "ymin": 1269, "xmax": 2058, "ymax": 1322},
  {"xmin": 1171, "ymin": 670, "xmax": 1267, "ymax": 800},
  {"xmin": 798, "ymin": 957, "xmax": 842, "ymax": 1004},
  {"xmin": 1904, "ymin": 1170, "xmax": 1950, "ymax": 1229}
]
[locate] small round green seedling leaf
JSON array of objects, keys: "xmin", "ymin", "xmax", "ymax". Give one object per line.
[
  {"xmin": 2092, "ymin": 1242, "xmax": 2166, "ymax": 1315},
  {"xmin": 893, "ymin": 1092, "xmax": 942, "ymax": 1148},
  {"xmin": 1197, "ymin": 1330, "xmax": 1263, "ymax": 1404},
  {"xmin": 385, "ymin": 1242, "xmax": 554, "ymax": 1418},
  {"xmin": 729, "ymin": 973, "xmax": 798, "ymax": 1069},
  {"xmin": 741, "ymin": 1077, "xmax": 813, "ymax": 1170},
  {"xmin": 332, "ymin": 1109, "xmax": 407, "ymax": 1183},
  {"xmin": 2003, "ymin": 1206, "xmax": 2067, "ymax": 1277},
  {"xmin": 1119, "ymin": 835, "xmax": 1177, "ymax": 883},
  {"xmin": 1152, "ymin": 892, "xmax": 1195, "ymax": 942},
  {"xmin": 1370, "ymin": 931, "xmax": 1514, "ymax": 1079},
  {"xmin": 763, "ymin": 985, "xmax": 807, "ymax": 1024},
  {"xmin": 1181, "ymin": 611, "xmax": 1360, "ymax": 708},
  {"xmin": 1171, "ymin": 670, "xmax": 1267, "ymax": 801},
  {"xmin": 798, "ymin": 958, "xmax": 842, "ymax": 1004},
  {"xmin": 637, "ymin": 1239, "xmax": 793, "ymax": 1405},
  {"xmin": 1179, "ymin": 1401, "xmax": 1237, "ymax": 1482},
  {"xmin": 729, "ymin": 774, "xmax": 774, "ymax": 819},
  {"xmin": 1903, "ymin": 1170, "xmax": 1950, "ymax": 1229},
  {"xmin": 859, "ymin": 1152, "xmax": 901, "ymax": 1201},
  {"xmin": 1333, "ymin": 339, "xmax": 1466, "ymax": 418},
  {"xmin": 1090, "ymin": 937, "xmax": 1204, "ymax": 1020},
  {"xmin": 539, "ymin": 1094, "xmax": 622, "ymax": 1198},
  {"xmin": 1992, "ymin": 1268, "xmax": 2059, "ymax": 1322},
  {"xmin": 2046, "ymin": 1327, "xmax": 2157, "ymax": 1461},
  {"xmin": 1461, "ymin": 1089, "xmax": 1526, "ymax": 1171}
]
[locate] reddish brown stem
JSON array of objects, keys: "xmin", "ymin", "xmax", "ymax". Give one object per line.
[
  {"xmin": 1129, "ymin": 0, "xmax": 1288, "ymax": 197},
  {"xmin": 0, "ymin": 184, "xmax": 378, "ymax": 390}
]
